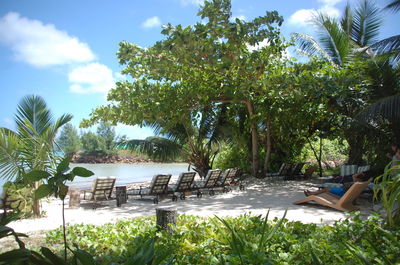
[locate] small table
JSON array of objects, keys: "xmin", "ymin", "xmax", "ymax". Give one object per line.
[{"xmin": 115, "ymin": 186, "xmax": 128, "ymax": 207}]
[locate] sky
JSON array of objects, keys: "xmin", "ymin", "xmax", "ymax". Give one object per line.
[{"xmin": 0, "ymin": 0, "xmax": 399, "ymax": 139}]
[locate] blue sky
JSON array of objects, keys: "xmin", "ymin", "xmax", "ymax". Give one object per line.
[{"xmin": 0, "ymin": 0, "xmax": 399, "ymax": 139}]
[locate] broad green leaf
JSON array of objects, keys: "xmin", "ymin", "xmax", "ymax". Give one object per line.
[
  {"xmin": 35, "ymin": 184, "xmax": 53, "ymax": 199},
  {"xmin": 59, "ymin": 185, "xmax": 69, "ymax": 200},
  {"xmin": 57, "ymin": 156, "xmax": 72, "ymax": 174},
  {"xmin": 40, "ymin": 247, "xmax": 67, "ymax": 265},
  {"xmin": 72, "ymin": 167, "xmax": 94, "ymax": 177},
  {"xmin": 74, "ymin": 249, "xmax": 96, "ymax": 265},
  {"xmin": 0, "ymin": 249, "xmax": 31, "ymax": 263},
  {"xmin": 24, "ymin": 170, "xmax": 51, "ymax": 183}
]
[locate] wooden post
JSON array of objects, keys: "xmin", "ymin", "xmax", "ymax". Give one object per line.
[
  {"xmin": 68, "ymin": 190, "xmax": 81, "ymax": 208},
  {"xmin": 116, "ymin": 186, "xmax": 127, "ymax": 207},
  {"xmin": 156, "ymin": 207, "xmax": 177, "ymax": 233}
]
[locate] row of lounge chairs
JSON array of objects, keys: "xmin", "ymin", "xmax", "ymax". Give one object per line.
[
  {"xmin": 82, "ymin": 168, "xmax": 243, "ymax": 205},
  {"xmin": 266, "ymin": 163, "xmax": 317, "ymax": 180}
]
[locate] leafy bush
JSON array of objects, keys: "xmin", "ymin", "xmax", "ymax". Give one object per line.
[
  {"xmin": 44, "ymin": 213, "xmax": 400, "ymax": 264},
  {"xmin": 214, "ymin": 145, "xmax": 251, "ymax": 172},
  {"xmin": 2, "ymin": 181, "xmax": 34, "ymax": 215}
]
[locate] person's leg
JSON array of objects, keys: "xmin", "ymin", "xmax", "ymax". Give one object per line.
[{"xmin": 304, "ymin": 187, "xmax": 329, "ymax": 196}]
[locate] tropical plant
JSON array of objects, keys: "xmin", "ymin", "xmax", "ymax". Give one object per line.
[
  {"xmin": 24, "ymin": 156, "xmax": 94, "ymax": 261},
  {"xmin": 374, "ymin": 163, "xmax": 400, "ymax": 227},
  {"xmin": 120, "ymin": 105, "xmax": 231, "ymax": 176},
  {"xmin": 0, "ymin": 95, "xmax": 72, "ymax": 217}
]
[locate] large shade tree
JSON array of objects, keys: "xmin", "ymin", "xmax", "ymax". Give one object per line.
[
  {"xmin": 0, "ymin": 95, "xmax": 72, "ymax": 216},
  {"xmin": 83, "ymin": 0, "xmax": 289, "ymax": 176}
]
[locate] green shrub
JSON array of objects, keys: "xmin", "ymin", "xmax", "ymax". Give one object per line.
[
  {"xmin": 214, "ymin": 145, "xmax": 251, "ymax": 172},
  {"xmin": 44, "ymin": 213, "xmax": 400, "ymax": 265}
]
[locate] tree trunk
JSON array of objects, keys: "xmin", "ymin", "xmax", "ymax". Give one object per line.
[
  {"xmin": 244, "ymin": 100, "xmax": 260, "ymax": 177},
  {"xmin": 307, "ymin": 136, "xmax": 323, "ymax": 178},
  {"xmin": 32, "ymin": 181, "xmax": 41, "ymax": 217},
  {"xmin": 156, "ymin": 207, "xmax": 177, "ymax": 234},
  {"xmin": 346, "ymin": 131, "xmax": 364, "ymax": 165},
  {"xmin": 263, "ymin": 121, "xmax": 272, "ymax": 173}
]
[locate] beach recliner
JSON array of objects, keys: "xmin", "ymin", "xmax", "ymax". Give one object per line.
[
  {"xmin": 82, "ymin": 177, "xmax": 116, "ymax": 208},
  {"xmin": 284, "ymin": 163, "xmax": 305, "ymax": 180},
  {"xmin": 131, "ymin": 174, "xmax": 172, "ymax": 204},
  {"xmin": 266, "ymin": 163, "xmax": 293, "ymax": 178},
  {"xmin": 216, "ymin": 168, "xmax": 241, "ymax": 192},
  {"xmin": 193, "ymin": 169, "xmax": 222, "ymax": 197},
  {"xmin": 293, "ymin": 178, "xmax": 372, "ymax": 212},
  {"xmin": 169, "ymin": 172, "xmax": 197, "ymax": 201}
]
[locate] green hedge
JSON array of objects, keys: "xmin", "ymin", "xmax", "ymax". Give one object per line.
[{"xmin": 44, "ymin": 213, "xmax": 400, "ymax": 264}]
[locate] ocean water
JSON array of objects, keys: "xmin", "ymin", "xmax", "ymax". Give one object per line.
[{"xmin": 0, "ymin": 163, "xmax": 190, "ymax": 192}]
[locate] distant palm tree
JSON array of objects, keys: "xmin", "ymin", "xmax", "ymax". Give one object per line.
[{"xmin": 0, "ymin": 95, "xmax": 72, "ymax": 216}]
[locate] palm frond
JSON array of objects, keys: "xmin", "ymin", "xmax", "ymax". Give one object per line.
[
  {"xmin": 357, "ymin": 94, "xmax": 400, "ymax": 123},
  {"xmin": 46, "ymin": 114, "xmax": 73, "ymax": 144},
  {"xmin": 291, "ymin": 32, "xmax": 335, "ymax": 65},
  {"xmin": 371, "ymin": 35, "xmax": 400, "ymax": 65},
  {"xmin": 341, "ymin": 3, "xmax": 353, "ymax": 36},
  {"xmin": 313, "ymin": 12, "xmax": 351, "ymax": 66},
  {"xmin": 384, "ymin": 0, "xmax": 400, "ymax": 13},
  {"xmin": 118, "ymin": 136, "xmax": 183, "ymax": 161},
  {"xmin": 352, "ymin": 0, "xmax": 382, "ymax": 47},
  {"xmin": 0, "ymin": 129, "xmax": 24, "ymax": 180},
  {"xmin": 15, "ymin": 95, "xmax": 53, "ymax": 136}
]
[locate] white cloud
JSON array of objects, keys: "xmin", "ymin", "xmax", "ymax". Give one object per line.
[
  {"xmin": 317, "ymin": 0, "xmax": 343, "ymax": 6},
  {"xmin": 246, "ymin": 39, "xmax": 270, "ymax": 52},
  {"xmin": 0, "ymin": 12, "xmax": 95, "ymax": 67},
  {"xmin": 68, "ymin": 63, "xmax": 115, "ymax": 94},
  {"xmin": 142, "ymin": 16, "xmax": 161, "ymax": 29},
  {"xmin": 288, "ymin": 9, "xmax": 316, "ymax": 26},
  {"xmin": 231, "ymin": 15, "xmax": 246, "ymax": 22},
  {"xmin": 288, "ymin": 0, "xmax": 342, "ymax": 27}
]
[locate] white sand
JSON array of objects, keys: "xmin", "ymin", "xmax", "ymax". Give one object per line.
[{"xmin": 7, "ymin": 177, "xmax": 376, "ymax": 233}]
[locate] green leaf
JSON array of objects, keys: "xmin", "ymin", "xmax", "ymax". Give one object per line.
[
  {"xmin": 0, "ymin": 249, "xmax": 31, "ymax": 264},
  {"xmin": 59, "ymin": 185, "xmax": 69, "ymax": 200},
  {"xmin": 73, "ymin": 249, "xmax": 96, "ymax": 265},
  {"xmin": 40, "ymin": 247, "xmax": 67, "ymax": 265},
  {"xmin": 72, "ymin": 167, "xmax": 94, "ymax": 177},
  {"xmin": 57, "ymin": 156, "xmax": 72, "ymax": 174},
  {"xmin": 35, "ymin": 184, "xmax": 53, "ymax": 199},
  {"xmin": 24, "ymin": 170, "xmax": 51, "ymax": 183}
]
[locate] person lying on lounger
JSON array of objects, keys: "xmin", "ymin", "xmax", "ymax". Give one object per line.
[{"xmin": 304, "ymin": 171, "xmax": 372, "ymax": 197}]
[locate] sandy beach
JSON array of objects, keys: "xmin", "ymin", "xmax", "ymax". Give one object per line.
[{"xmin": 6, "ymin": 177, "xmax": 376, "ymax": 234}]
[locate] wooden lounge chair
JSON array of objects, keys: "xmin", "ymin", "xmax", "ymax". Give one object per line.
[
  {"xmin": 300, "ymin": 165, "xmax": 318, "ymax": 179},
  {"xmin": 284, "ymin": 163, "xmax": 305, "ymax": 180},
  {"xmin": 193, "ymin": 169, "xmax": 222, "ymax": 197},
  {"xmin": 82, "ymin": 177, "xmax": 116, "ymax": 208},
  {"xmin": 216, "ymin": 168, "xmax": 241, "ymax": 192},
  {"xmin": 293, "ymin": 178, "xmax": 372, "ymax": 212},
  {"xmin": 130, "ymin": 174, "xmax": 172, "ymax": 204},
  {"xmin": 169, "ymin": 172, "xmax": 197, "ymax": 201},
  {"xmin": 266, "ymin": 163, "xmax": 293, "ymax": 178}
]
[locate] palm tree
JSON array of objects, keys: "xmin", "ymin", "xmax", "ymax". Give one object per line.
[
  {"xmin": 0, "ymin": 95, "xmax": 72, "ymax": 216},
  {"xmin": 292, "ymin": 0, "xmax": 400, "ymax": 163},
  {"xmin": 119, "ymin": 104, "xmax": 231, "ymax": 177}
]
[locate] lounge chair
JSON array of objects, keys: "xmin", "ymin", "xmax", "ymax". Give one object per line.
[
  {"xmin": 266, "ymin": 163, "xmax": 293, "ymax": 178},
  {"xmin": 82, "ymin": 177, "xmax": 116, "ymax": 208},
  {"xmin": 284, "ymin": 163, "xmax": 305, "ymax": 180},
  {"xmin": 169, "ymin": 172, "xmax": 197, "ymax": 201},
  {"xmin": 300, "ymin": 165, "xmax": 318, "ymax": 179},
  {"xmin": 293, "ymin": 178, "xmax": 372, "ymax": 212},
  {"xmin": 193, "ymin": 169, "xmax": 222, "ymax": 197},
  {"xmin": 129, "ymin": 174, "xmax": 172, "ymax": 204},
  {"xmin": 216, "ymin": 168, "xmax": 241, "ymax": 192}
]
